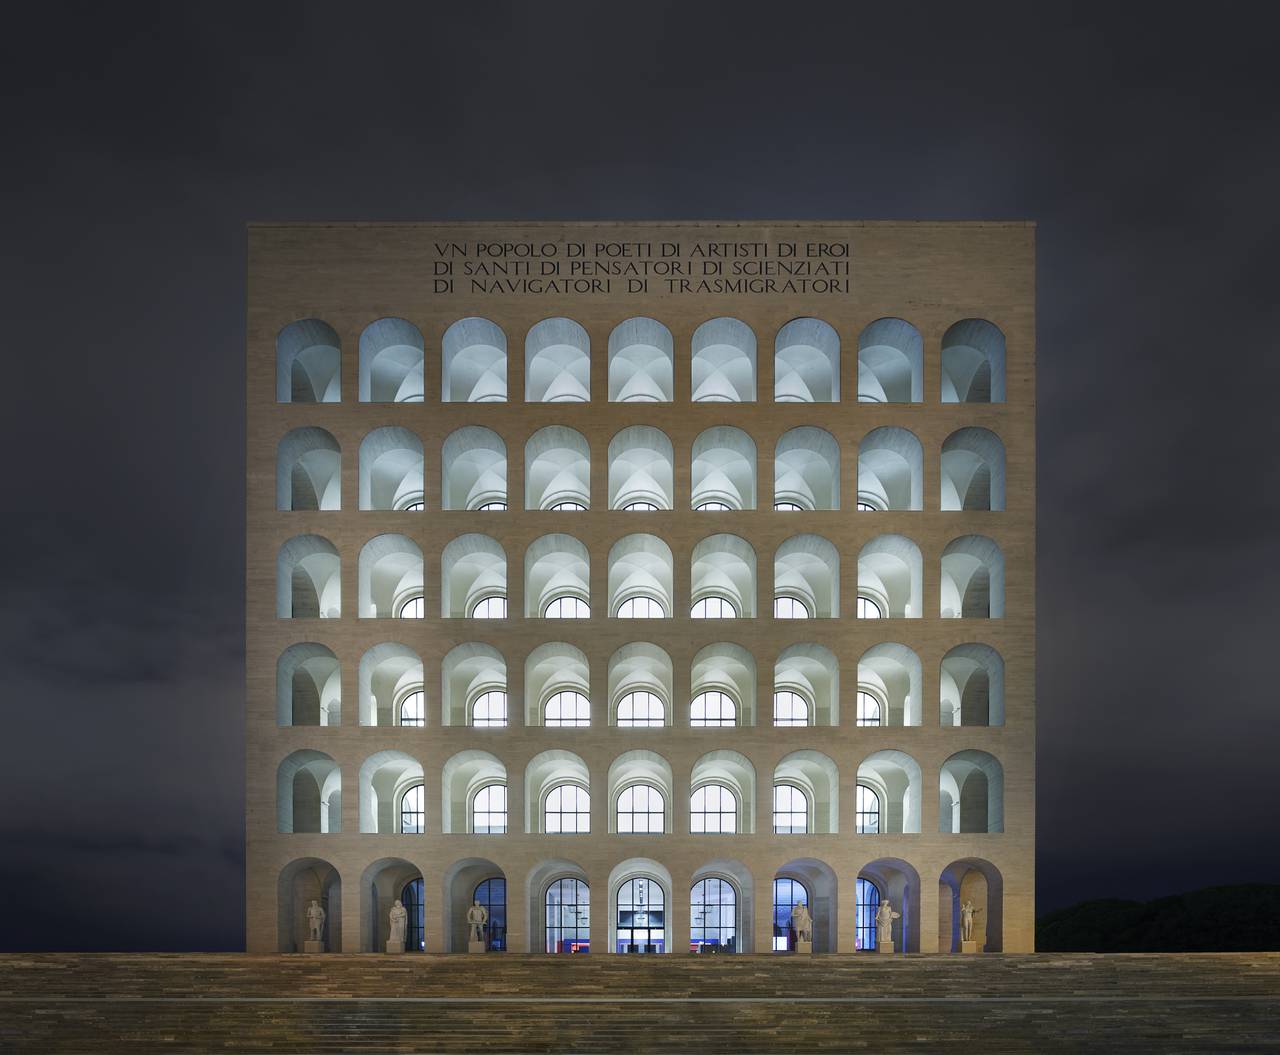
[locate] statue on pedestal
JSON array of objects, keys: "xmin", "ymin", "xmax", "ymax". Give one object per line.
[
  {"xmin": 467, "ymin": 901, "xmax": 490, "ymax": 946},
  {"xmin": 389, "ymin": 899, "xmax": 408, "ymax": 947},
  {"xmin": 960, "ymin": 899, "xmax": 981, "ymax": 943},
  {"xmin": 789, "ymin": 900, "xmax": 813, "ymax": 944},
  {"xmin": 875, "ymin": 899, "xmax": 900, "ymax": 946},
  {"xmin": 306, "ymin": 900, "xmax": 326, "ymax": 942}
]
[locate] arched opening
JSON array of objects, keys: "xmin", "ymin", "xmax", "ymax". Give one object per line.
[
  {"xmin": 277, "ymin": 319, "xmax": 340, "ymax": 404},
  {"xmin": 858, "ymin": 427, "xmax": 923, "ymax": 511},
  {"xmin": 857, "ymin": 318, "xmax": 922, "ymax": 403},
  {"xmin": 856, "ymin": 643, "xmax": 922, "ymax": 727},
  {"xmin": 442, "ymin": 858, "xmax": 508, "ymax": 952},
  {"xmin": 440, "ymin": 534, "xmax": 507, "ymax": 618},
  {"xmin": 359, "ymin": 317, "xmax": 424, "ymax": 403},
  {"xmin": 774, "ymin": 751, "xmax": 839, "ymax": 833},
  {"xmin": 857, "ymin": 750, "xmax": 922, "ymax": 833},
  {"xmin": 358, "ymin": 534, "xmax": 423, "ymax": 619},
  {"xmin": 691, "ymin": 317, "xmax": 756, "ymax": 402},
  {"xmin": 538, "ymin": 867, "xmax": 591, "ymax": 953},
  {"xmin": 359, "ymin": 427, "xmax": 423, "ymax": 511},
  {"xmin": 277, "ymin": 643, "xmax": 340, "ymax": 726},
  {"xmin": 277, "ymin": 750, "xmax": 341, "ymax": 833},
  {"xmin": 277, "ymin": 535, "xmax": 340, "ymax": 619},
  {"xmin": 442, "ymin": 317, "xmax": 507, "ymax": 403},
  {"xmin": 610, "ymin": 860, "xmax": 671, "ymax": 953},
  {"xmin": 859, "ymin": 858, "xmax": 921, "ymax": 952},
  {"xmin": 524, "ymin": 641, "xmax": 590, "ymax": 727},
  {"xmin": 609, "ymin": 750, "xmax": 673, "ymax": 834},
  {"xmin": 774, "ymin": 534, "xmax": 839, "ymax": 619},
  {"xmin": 359, "ymin": 750, "xmax": 425, "ymax": 833},
  {"xmin": 774, "ymin": 317, "xmax": 839, "ymax": 402},
  {"xmin": 277, "ymin": 428, "xmax": 341, "ymax": 511},
  {"xmin": 441, "ymin": 751, "xmax": 507, "ymax": 834},
  {"xmin": 609, "ymin": 317, "xmax": 673, "ymax": 402},
  {"xmin": 857, "ymin": 534, "xmax": 922, "ymax": 619},
  {"xmin": 442, "ymin": 426, "xmax": 507, "ymax": 510},
  {"xmin": 941, "ymin": 428, "xmax": 1006, "ymax": 511},
  {"xmin": 691, "ymin": 426, "xmax": 756, "ymax": 510},
  {"xmin": 941, "ymin": 535, "xmax": 1005, "ymax": 618},
  {"xmin": 774, "ymin": 427, "xmax": 839, "ymax": 511},
  {"xmin": 525, "ymin": 426, "xmax": 591, "ymax": 510},
  {"xmin": 526, "ymin": 317, "xmax": 591, "ymax": 402},
  {"xmin": 941, "ymin": 319, "xmax": 1005, "ymax": 403},
  {"xmin": 939, "ymin": 858, "xmax": 1004, "ymax": 952},
  {"xmin": 774, "ymin": 643, "xmax": 839, "ymax": 726},
  {"xmin": 941, "ymin": 644, "xmax": 1005, "ymax": 726},
  {"xmin": 691, "ymin": 751, "xmax": 755, "ymax": 834},
  {"xmin": 277, "ymin": 857, "xmax": 341, "ymax": 952},
  {"xmin": 357, "ymin": 643, "xmax": 422, "ymax": 727},
  {"xmin": 524, "ymin": 533, "xmax": 590, "ymax": 617},
  {"xmin": 774, "ymin": 859, "xmax": 838, "ymax": 952},
  {"xmin": 361, "ymin": 857, "xmax": 423, "ymax": 952},
  {"xmin": 690, "ymin": 534, "xmax": 756, "ymax": 618},
  {"xmin": 692, "ymin": 860, "xmax": 753, "ymax": 953},
  {"xmin": 608, "ymin": 535, "xmax": 673, "ymax": 618},
  {"xmin": 441, "ymin": 643, "xmax": 507, "ymax": 728},
  {"xmin": 939, "ymin": 750, "xmax": 1004, "ymax": 833},
  {"xmin": 691, "ymin": 642, "xmax": 755, "ymax": 726},
  {"xmin": 609, "ymin": 426, "xmax": 674, "ymax": 510},
  {"xmin": 608, "ymin": 643, "xmax": 673, "ymax": 728},
  {"xmin": 525, "ymin": 750, "xmax": 591, "ymax": 834}
]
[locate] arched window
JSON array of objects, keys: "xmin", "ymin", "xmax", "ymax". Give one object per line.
[
  {"xmin": 616, "ymin": 595, "xmax": 665, "ymax": 619},
  {"xmin": 690, "ymin": 691, "xmax": 737, "ymax": 727},
  {"xmin": 857, "ymin": 595, "xmax": 884, "ymax": 619},
  {"xmin": 474, "ymin": 877, "xmax": 507, "ymax": 951},
  {"xmin": 856, "ymin": 501, "xmax": 878, "ymax": 512},
  {"xmin": 624, "ymin": 501, "xmax": 659, "ymax": 512},
  {"xmin": 691, "ymin": 595, "xmax": 738, "ymax": 619},
  {"xmin": 773, "ymin": 783, "xmax": 809, "ymax": 833},
  {"xmin": 773, "ymin": 690, "xmax": 810, "ymax": 727},
  {"xmin": 477, "ymin": 501, "xmax": 507, "ymax": 511},
  {"xmin": 616, "ymin": 783, "xmax": 665, "ymax": 833},
  {"xmin": 469, "ymin": 595, "xmax": 508, "ymax": 619},
  {"xmin": 617, "ymin": 690, "xmax": 665, "ymax": 727},
  {"xmin": 470, "ymin": 690, "xmax": 508, "ymax": 728},
  {"xmin": 471, "ymin": 783, "xmax": 507, "ymax": 834},
  {"xmin": 773, "ymin": 595, "xmax": 811, "ymax": 619},
  {"xmin": 772, "ymin": 877, "xmax": 809, "ymax": 951},
  {"xmin": 545, "ymin": 877, "xmax": 590, "ymax": 953},
  {"xmin": 774, "ymin": 501, "xmax": 805, "ymax": 512},
  {"xmin": 695, "ymin": 501, "xmax": 732, "ymax": 512},
  {"xmin": 549, "ymin": 500, "xmax": 586, "ymax": 512},
  {"xmin": 692, "ymin": 877, "xmax": 737, "ymax": 952},
  {"xmin": 691, "ymin": 783, "xmax": 738, "ymax": 833},
  {"xmin": 544, "ymin": 784, "xmax": 591, "ymax": 833},
  {"xmin": 544, "ymin": 690, "xmax": 591, "ymax": 727},
  {"xmin": 616, "ymin": 877, "xmax": 666, "ymax": 953},
  {"xmin": 398, "ymin": 595, "xmax": 425, "ymax": 619},
  {"xmin": 856, "ymin": 691, "xmax": 882, "ymax": 727},
  {"xmin": 400, "ymin": 784, "xmax": 425, "ymax": 834},
  {"xmin": 403, "ymin": 501, "xmax": 425, "ymax": 512},
  {"xmin": 855, "ymin": 878, "xmax": 881, "ymax": 951},
  {"xmin": 402, "ymin": 877, "xmax": 425, "ymax": 952},
  {"xmin": 856, "ymin": 783, "xmax": 881, "ymax": 834},
  {"xmin": 399, "ymin": 690, "xmax": 425, "ymax": 727},
  {"xmin": 544, "ymin": 596, "xmax": 590, "ymax": 619}
]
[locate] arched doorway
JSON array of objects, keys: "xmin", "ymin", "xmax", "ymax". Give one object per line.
[{"xmin": 615, "ymin": 877, "xmax": 666, "ymax": 953}]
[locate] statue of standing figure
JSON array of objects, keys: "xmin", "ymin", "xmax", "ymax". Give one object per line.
[
  {"xmin": 789, "ymin": 900, "xmax": 814, "ymax": 944},
  {"xmin": 306, "ymin": 900, "xmax": 326, "ymax": 942},
  {"xmin": 960, "ymin": 899, "xmax": 981, "ymax": 943},
  {"xmin": 466, "ymin": 900, "xmax": 490, "ymax": 945},
  {"xmin": 389, "ymin": 899, "xmax": 408, "ymax": 946},
  {"xmin": 875, "ymin": 899, "xmax": 901, "ymax": 946}
]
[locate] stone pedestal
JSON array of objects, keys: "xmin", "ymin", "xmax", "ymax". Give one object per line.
[
  {"xmin": 795, "ymin": 939, "xmax": 812, "ymax": 955},
  {"xmin": 960, "ymin": 940, "xmax": 979, "ymax": 954},
  {"xmin": 385, "ymin": 940, "xmax": 405, "ymax": 954},
  {"xmin": 468, "ymin": 939, "xmax": 487, "ymax": 954},
  {"xmin": 877, "ymin": 940, "xmax": 895, "ymax": 955},
  {"xmin": 302, "ymin": 940, "xmax": 325, "ymax": 954}
]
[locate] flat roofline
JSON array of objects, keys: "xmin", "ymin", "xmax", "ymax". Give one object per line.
[{"xmin": 246, "ymin": 219, "xmax": 1037, "ymax": 229}]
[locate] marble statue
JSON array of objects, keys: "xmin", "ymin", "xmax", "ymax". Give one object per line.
[
  {"xmin": 467, "ymin": 900, "xmax": 490, "ymax": 945},
  {"xmin": 960, "ymin": 899, "xmax": 981, "ymax": 943},
  {"xmin": 306, "ymin": 900, "xmax": 326, "ymax": 942},
  {"xmin": 389, "ymin": 899, "xmax": 408, "ymax": 946},
  {"xmin": 875, "ymin": 899, "xmax": 900, "ymax": 942},
  {"xmin": 790, "ymin": 900, "xmax": 813, "ymax": 944}
]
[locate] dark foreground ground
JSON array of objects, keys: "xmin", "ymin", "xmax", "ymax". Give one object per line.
[{"xmin": 2, "ymin": 952, "xmax": 1278, "ymax": 1054}]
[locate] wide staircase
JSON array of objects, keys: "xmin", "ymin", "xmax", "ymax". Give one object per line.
[{"xmin": 1, "ymin": 952, "xmax": 1278, "ymax": 1053}]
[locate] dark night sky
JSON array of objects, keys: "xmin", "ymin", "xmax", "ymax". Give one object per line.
[{"xmin": 2, "ymin": 4, "xmax": 1278, "ymax": 951}]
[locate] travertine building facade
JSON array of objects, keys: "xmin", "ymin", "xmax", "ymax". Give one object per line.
[{"xmin": 246, "ymin": 221, "xmax": 1035, "ymax": 954}]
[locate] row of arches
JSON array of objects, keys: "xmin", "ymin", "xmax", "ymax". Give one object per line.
[
  {"xmin": 280, "ymin": 640, "xmax": 1004, "ymax": 729},
  {"xmin": 278, "ymin": 747, "xmax": 1004, "ymax": 836},
  {"xmin": 278, "ymin": 316, "xmax": 1005, "ymax": 404},
  {"xmin": 278, "ymin": 532, "xmax": 1005, "ymax": 621},
  {"xmin": 278, "ymin": 424, "xmax": 1006, "ymax": 513},
  {"xmin": 281, "ymin": 854, "xmax": 1004, "ymax": 953}
]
